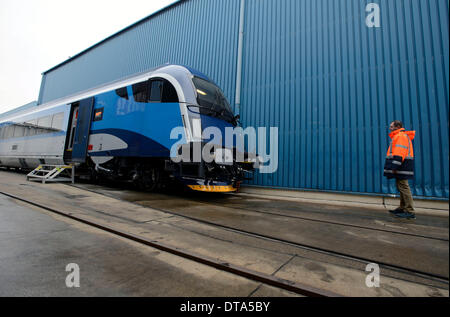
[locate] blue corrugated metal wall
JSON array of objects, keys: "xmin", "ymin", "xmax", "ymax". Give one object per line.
[
  {"xmin": 242, "ymin": 0, "xmax": 449, "ymax": 199},
  {"xmin": 38, "ymin": 0, "xmax": 449, "ymax": 198}
]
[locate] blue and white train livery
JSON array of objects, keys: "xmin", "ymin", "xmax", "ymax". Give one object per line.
[{"xmin": 0, "ymin": 65, "xmax": 256, "ymax": 192}]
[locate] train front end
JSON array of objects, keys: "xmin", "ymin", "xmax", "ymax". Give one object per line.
[{"xmin": 168, "ymin": 68, "xmax": 258, "ymax": 193}]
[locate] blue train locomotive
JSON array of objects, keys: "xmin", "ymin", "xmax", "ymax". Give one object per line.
[{"xmin": 0, "ymin": 65, "xmax": 256, "ymax": 192}]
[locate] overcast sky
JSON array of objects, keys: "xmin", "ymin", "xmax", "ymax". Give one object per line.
[{"xmin": 0, "ymin": 0, "xmax": 177, "ymax": 114}]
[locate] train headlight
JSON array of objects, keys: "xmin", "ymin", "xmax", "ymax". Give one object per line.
[{"xmin": 215, "ymin": 148, "xmax": 233, "ymax": 165}]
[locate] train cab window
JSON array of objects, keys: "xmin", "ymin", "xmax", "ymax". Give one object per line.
[
  {"xmin": 132, "ymin": 79, "xmax": 179, "ymax": 103},
  {"xmin": 115, "ymin": 87, "xmax": 129, "ymax": 100},
  {"xmin": 162, "ymin": 80, "xmax": 179, "ymax": 103},
  {"xmin": 149, "ymin": 80, "xmax": 163, "ymax": 102},
  {"xmin": 51, "ymin": 112, "xmax": 64, "ymax": 130},
  {"xmin": 149, "ymin": 79, "xmax": 179, "ymax": 103},
  {"xmin": 132, "ymin": 81, "xmax": 149, "ymax": 103}
]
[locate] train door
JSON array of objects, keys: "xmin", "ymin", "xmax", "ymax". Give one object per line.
[{"xmin": 64, "ymin": 97, "xmax": 94, "ymax": 163}]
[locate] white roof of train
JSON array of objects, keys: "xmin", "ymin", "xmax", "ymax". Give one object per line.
[{"xmin": 0, "ymin": 64, "xmax": 198, "ymax": 123}]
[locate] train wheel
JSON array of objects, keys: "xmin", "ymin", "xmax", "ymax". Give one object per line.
[
  {"xmin": 136, "ymin": 168, "xmax": 159, "ymax": 192},
  {"xmin": 89, "ymin": 169, "xmax": 100, "ymax": 184}
]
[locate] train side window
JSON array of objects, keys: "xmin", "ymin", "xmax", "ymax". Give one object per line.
[
  {"xmin": 25, "ymin": 120, "xmax": 37, "ymax": 136},
  {"xmin": 0, "ymin": 126, "xmax": 4, "ymax": 139},
  {"xmin": 13, "ymin": 124, "xmax": 25, "ymax": 138},
  {"xmin": 149, "ymin": 80, "xmax": 163, "ymax": 102},
  {"xmin": 38, "ymin": 116, "xmax": 52, "ymax": 129},
  {"xmin": 24, "ymin": 125, "xmax": 33, "ymax": 137},
  {"xmin": 93, "ymin": 108, "xmax": 104, "ymax": 121},
  {"xmin": 5, "ymin": 125, "xmax": 14, "ymax": 139},
  {"xmin": 51, "ymin": 112, "xmax": 64, "ymax": 130},
  {"xmin": 162, "ymin": 80, "xmax": 179, "ymax": 103},
  {"xmin": 132, "ymin": 81, "xmax": 149, "ymax": 103},
  {"xmin": 115, "ymin": 87, "xmax": 129, "ymax": 100}
]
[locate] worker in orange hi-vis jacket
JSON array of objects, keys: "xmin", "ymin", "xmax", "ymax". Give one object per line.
[{"xmin": 384, "ymin": 120, "xmax": 416, "ymax": 219}]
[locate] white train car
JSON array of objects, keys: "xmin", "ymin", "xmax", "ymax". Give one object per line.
[{"xmin": 0, "ymin": 103, "xmax": 71, "ymax": 169}]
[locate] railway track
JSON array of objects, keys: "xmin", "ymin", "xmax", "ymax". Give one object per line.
[
  {"xmin": 69, "ymin": 183, "xmax": 450, "ymax": 285},
  {"xmin": 190, "ymin": 197, "xmax": 449, "ymax": 242},
  {"xmin": 0, "ymin": 190, "xmax": 339, "ymax": 297},
  {"xmin": 128, "ymin": 202, "xmax": 450, "ymax": 283},
  {"xmin": 72, "ymin": 180, "xmax": 449, "ymax": 242}
]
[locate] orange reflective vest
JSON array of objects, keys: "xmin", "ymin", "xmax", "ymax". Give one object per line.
[{"xmin": 383, "ymin": 128, "xmax": 415, "ymax": 180}]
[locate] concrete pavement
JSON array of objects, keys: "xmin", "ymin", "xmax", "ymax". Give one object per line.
[{"xmin": 0, "ymin": 194, "xmax": 296, "ymax": 297}]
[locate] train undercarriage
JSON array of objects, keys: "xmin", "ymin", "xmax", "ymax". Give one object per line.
[{"xmin": 86, "ymin": 155, "xmax": 255, "ymax": 193}]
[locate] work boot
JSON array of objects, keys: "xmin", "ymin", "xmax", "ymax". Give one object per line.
[
  {"xmin": 389, "ymin": 207, "xmax": 404, "ymax": 215},
  {"xmin": 394, "ymin": 211, "xmax": 416, "ymax": 219}
]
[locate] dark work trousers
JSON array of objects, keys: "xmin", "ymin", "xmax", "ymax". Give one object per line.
[{"xmin": 395, "ymin": 179, "xmax": 415, "ymax": 212}]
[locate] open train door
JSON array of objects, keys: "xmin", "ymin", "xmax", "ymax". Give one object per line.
[{"xmin": 67, "ymin": 97, "xmax": 94, "ymax": 163}]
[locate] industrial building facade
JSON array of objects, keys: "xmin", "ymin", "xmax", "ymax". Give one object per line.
[{"xmin": 36, "ymin": 0, "xmax": 448, "ymax": 199}]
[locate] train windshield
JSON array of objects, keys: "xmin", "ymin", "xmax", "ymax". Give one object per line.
[{"xmin": 192, "ymin": 77, "xmax": 235, "ymax": 124}]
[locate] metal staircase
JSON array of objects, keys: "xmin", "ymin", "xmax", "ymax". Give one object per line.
[{"xmin": 27, "ymin": 165, "xmax": 75, "ymax": 184}]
